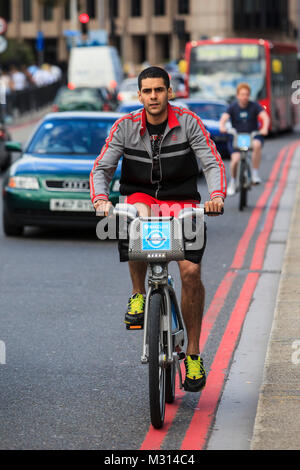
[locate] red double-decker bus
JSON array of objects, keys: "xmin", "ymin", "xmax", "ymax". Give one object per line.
[{"xmin": 185, "ymin": 38, "xmax": 298, "ymax": 132}]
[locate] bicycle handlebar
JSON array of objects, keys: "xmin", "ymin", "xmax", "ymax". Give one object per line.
[
  {"xmin": 227, "ymin": 128, "xmax": 261, "ymax": 139},
  {"xmin": 226, "ymin": 128, "xmax": 261, "ymax": 151},
  {"xmin": 112, "ymin": 203, "xmax": 224, "ymax": 220}
]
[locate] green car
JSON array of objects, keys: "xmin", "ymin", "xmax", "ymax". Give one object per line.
[
  {"xmin": 2, "ymin": 111, "xmax": 124, "ymax": 236},
  {"xmin": 52, "ymin": 86, "xmax": 114, "ymax": 112}
]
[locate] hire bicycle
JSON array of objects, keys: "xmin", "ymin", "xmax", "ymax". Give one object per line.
[
  {"xmin": 228, "ymin": 129, "xmax": 260, "ymax": 211},
  {"xmin": 113, "ymin": 202, "xmax": 215, "ymax": 429}
]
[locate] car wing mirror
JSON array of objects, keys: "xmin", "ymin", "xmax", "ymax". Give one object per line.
[{"xmin": 5, "ymin": 141, "xmax": 22, "ymax": 152}]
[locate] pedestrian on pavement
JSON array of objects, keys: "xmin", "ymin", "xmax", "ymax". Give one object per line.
[{"xmin": 9, "ymin": 64, "xmax": 27, "ymax": 91}]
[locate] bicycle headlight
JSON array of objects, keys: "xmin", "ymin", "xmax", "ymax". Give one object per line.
[{"xmin": 153, "ymin": 265, "xmax": 163, "ymax": 275}]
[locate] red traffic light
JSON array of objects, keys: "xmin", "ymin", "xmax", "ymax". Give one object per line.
[{"xmin": 79, "ymin": 13, "xmax": 89, "ymax": 24}]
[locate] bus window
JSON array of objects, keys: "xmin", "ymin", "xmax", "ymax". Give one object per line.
[
  {"xmin": 271, "ymin": 55, "xmax": 285, "ymax": 97},
  {"xmin": 188, "ymin": 43, "xmax": 267, "ymax": 103},
  {"xmin": 186, "ymin": 39, "xmax": 298, "ymax": 132}
]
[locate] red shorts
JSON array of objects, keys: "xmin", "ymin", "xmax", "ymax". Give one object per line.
[{"xmin": 125, "ymin": 192, "xmax": 199, "ymax": 218}]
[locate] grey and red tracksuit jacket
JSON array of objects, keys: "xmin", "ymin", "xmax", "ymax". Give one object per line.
[{"xmin": 90, "ymin": 104, "xmax": 227, "ymax": 204}]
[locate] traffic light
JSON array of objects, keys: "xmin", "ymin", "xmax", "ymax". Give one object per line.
[{"xmin": 79, "ymin": 13, "xmax": 89, "ymax": 35}]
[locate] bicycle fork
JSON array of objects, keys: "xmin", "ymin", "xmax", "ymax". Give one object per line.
[
  {"xmin": 141, "ymin": 284, "xmax": 185, "ymax": 389},
  {"xmin": 237, "ymin": 151, "xmax": 252, "ymax": 190}
]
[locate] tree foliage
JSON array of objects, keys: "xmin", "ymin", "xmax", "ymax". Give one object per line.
[{"xmin": 0, "ymin": 39, "xmax": 35, "ymax": 67}]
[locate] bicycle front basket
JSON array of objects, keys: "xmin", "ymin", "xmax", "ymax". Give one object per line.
[
  {"xmin": 236, "ymin": 133, "xmax": 251, "ymax": 150},
  {"xmin": 128, "ymin": 217, "xmax": 185, "ymax": 262}
]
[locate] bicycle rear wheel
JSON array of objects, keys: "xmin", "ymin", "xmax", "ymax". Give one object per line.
[
  {"xmin": 148, "ymin": 292, "xmax": 166, "ymax": 429},
  {"xmin": 165, "ymin": 299, "xmax": 177, "ymax": 404}
]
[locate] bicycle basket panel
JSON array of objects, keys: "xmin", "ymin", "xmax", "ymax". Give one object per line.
[
  {"xmin": 237, "ymin": 134, "xmax": 251, "ymax": 148},
  {"xmin": 142, "ymin": 221, "xmax": 171, "ymax": 251},
  {"xmin": 128, "ymin": 218, "xmax": 185, "ymax": 262}
]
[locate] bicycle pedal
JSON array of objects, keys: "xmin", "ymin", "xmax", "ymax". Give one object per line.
[
  {"xmin": 178, "ymin": 351, "xmax": 186, "ymax": 360},
  {"xmin": 126, "ymin": 324, "xmax": 144, "ymax": 331}
]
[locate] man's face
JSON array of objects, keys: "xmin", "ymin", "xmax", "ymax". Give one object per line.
[
  {"xmin": 138, "ymin": 77, "xmax": 172, "ymax": 117},
  {"xmin": 237, "ymin": 88, "xmax": 250, "ymax": 107}
]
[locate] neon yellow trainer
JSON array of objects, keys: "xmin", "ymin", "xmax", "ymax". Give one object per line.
[
  {"xmin": 183, "ymin": 355, "xmax": 206, "ymax": 392},
  {"xmin": 124, "ymin": 293, "xmax": 145, "ymax": 330}
]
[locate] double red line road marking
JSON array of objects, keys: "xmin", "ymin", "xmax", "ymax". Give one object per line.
[{"xmin": 141, "ymin": 140, "xmax": 300, "ymax": 451}]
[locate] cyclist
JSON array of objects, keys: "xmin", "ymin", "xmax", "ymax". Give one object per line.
[
  {"xmin": 219, "ymin": 82, "xmax": 270, "ymax": 196},
  {"xmin": 90, "ymin": 66, "xmax": 226, "ymax": 393}
]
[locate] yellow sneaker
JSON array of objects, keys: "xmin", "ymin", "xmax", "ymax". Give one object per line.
[
  {"xmin": 124, "ymin": 293, "xmax": 145, "ymax": 330},
  {"xmin": 183, "ymin": 355, "xmax": 206, "ymax": 392}
]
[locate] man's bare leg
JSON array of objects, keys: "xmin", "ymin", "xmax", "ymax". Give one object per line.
[
  {"xmin": 128, "ymin": 203, "xmax": 151, "ymax": 295},
  {"xmin": 230, "ymin": 151, "xmax": 241, "ymax": 179},
  {"xmin": 178, "ymin": 260, "xmax": 205, "ymax": 356},
  {"xmin": 252, "ymin": 139, "xmax": 262, "ymax": 170},
  {"xmin": 128, "ymin": 261, "xmax": 147, "ymax": 295}
]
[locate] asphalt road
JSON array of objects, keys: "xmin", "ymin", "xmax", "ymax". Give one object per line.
[{"xmin": 0, "ymin": 115, "xmax": 299, "ymax": 450}]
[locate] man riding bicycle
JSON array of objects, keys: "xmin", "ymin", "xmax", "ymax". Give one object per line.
[
  {"xmin": 219, "ymin": 82, "xmax": 270, "ymax": 196},
  {"xmin": 90, "ymin": 66, "xmax": 226, "ymax": 393}
]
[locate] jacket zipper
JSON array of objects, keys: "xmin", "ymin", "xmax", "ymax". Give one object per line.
[
  {"xmin": 155, "ymin": 182, "xmax": 160, "ymax": 199},
  {"xmin": 155, "ymin": 131, "xmax": 168, "ymax": 199},
  {"xmin": 142, "ymin": 125, "xmax": 174, "ymax": 199}
]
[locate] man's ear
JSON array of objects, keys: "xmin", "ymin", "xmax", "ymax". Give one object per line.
[
  {"xmin": 168, "ymin": 87, "xmax": 173, "ymax": 100},
  {"xmin": 138, "ymin": 90, "xmax": 143, "ymax": 104}
]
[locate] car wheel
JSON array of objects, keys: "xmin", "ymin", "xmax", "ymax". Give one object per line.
[{"xmin": 3, "ymin": 208, "xmax": 23, "ymax": 236}]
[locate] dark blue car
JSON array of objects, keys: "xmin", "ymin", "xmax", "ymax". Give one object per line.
[
  {"xmin": 118, "ymin": 99, "xmax": 230, "ymax": 159},
  {"xmin": 181, "ymin": 99, "xmax": 230, "ymax": 158}
]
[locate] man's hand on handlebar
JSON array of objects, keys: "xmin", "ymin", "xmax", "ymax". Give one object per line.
[
  {"xmin": 94, "ymin": 199, "xmax": 113, "ymax": 216},
  {"xmin": 204, "ymin": 197, "xmax": 224, "ymax": 216}
]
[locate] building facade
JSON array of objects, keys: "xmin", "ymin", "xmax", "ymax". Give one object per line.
[{"xmin": 0, "ymin": 0, "xmax": 299, "ymax": 66}]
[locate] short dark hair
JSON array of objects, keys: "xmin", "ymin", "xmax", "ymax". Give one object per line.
[{"xmin": 138, "ymin": 66, "xmax": 170, "ymax": 91}]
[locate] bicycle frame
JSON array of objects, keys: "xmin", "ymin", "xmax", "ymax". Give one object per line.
[
  {"xmin": 113, "ymin": 203, "xmax": 205, "ymax": 387},
  {"xmin": 142, "ymin": 269, "xmax": 185, "ymax": 367},
  {"xmin": 236, "ymin": 148, "xmax": 252, "ymax": 192},
  {"xmin": 228, "ymin": 129, "xmax": 260, "ymax": 210},
  {"xmin": 111, "ymin": 202, "xmax": 220, "ymax": 428}
]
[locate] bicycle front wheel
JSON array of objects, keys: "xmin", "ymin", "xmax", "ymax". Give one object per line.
[
  {"xmin": 148, "ymin": 292, "xmax": 166, "ymax": 429},
  {"xmin": 239, "ymin": 159, "xmax": 248, "ymax": 211}
]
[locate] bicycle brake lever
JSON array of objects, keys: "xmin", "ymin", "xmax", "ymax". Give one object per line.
[
  {"xmin": 96, "ymin": 206, "xmax": 114, "ymax": 218},
  {"xmin": 204, "ymin": 207, "xmax": 224, "ymax": 216},
  {"xmin": 96, "ymin": 210, "xmax": 106, "ymax": 217}
]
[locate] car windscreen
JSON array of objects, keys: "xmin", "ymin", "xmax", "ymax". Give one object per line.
[
  {"xmin": 120, "ymin": 80, "xmax": 138, "ymax": 91},
  {"xmin": 56, "ymin": 88, "xmax": 103, "ymax": 105},
  {"xmin": 27, "ymin": 118, "xmax": 117, "ymax": 156},
  {"xmin": 188, "ymin": 103, "xmax": 227, "ymax": 120}
]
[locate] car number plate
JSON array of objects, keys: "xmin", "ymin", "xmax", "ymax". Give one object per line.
[{"xmin": 50, "ymin": 199, "xmax": 94, "ymax": 212}]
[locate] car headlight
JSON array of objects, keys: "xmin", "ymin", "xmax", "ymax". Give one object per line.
[
  {"xmin": 8, "ymin": 176, "xmax": 40, "ymax": 190},
  {"xmin": 112, "ymin": 179, "xmax": 120, "ymax": 192}
]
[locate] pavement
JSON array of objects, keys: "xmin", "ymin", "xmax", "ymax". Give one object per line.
[
  {"xmin": 6, "ymin": 105, "xmax": 53, "ymax": 131},
  {"xmin": 251, "ymin": 148, "xmax": 300, "ymax": 450}
]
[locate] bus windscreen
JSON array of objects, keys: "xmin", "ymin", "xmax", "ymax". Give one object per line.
[{"xmin": 188, "ymin": 43, "xmax": 267, "ymax": 102}]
